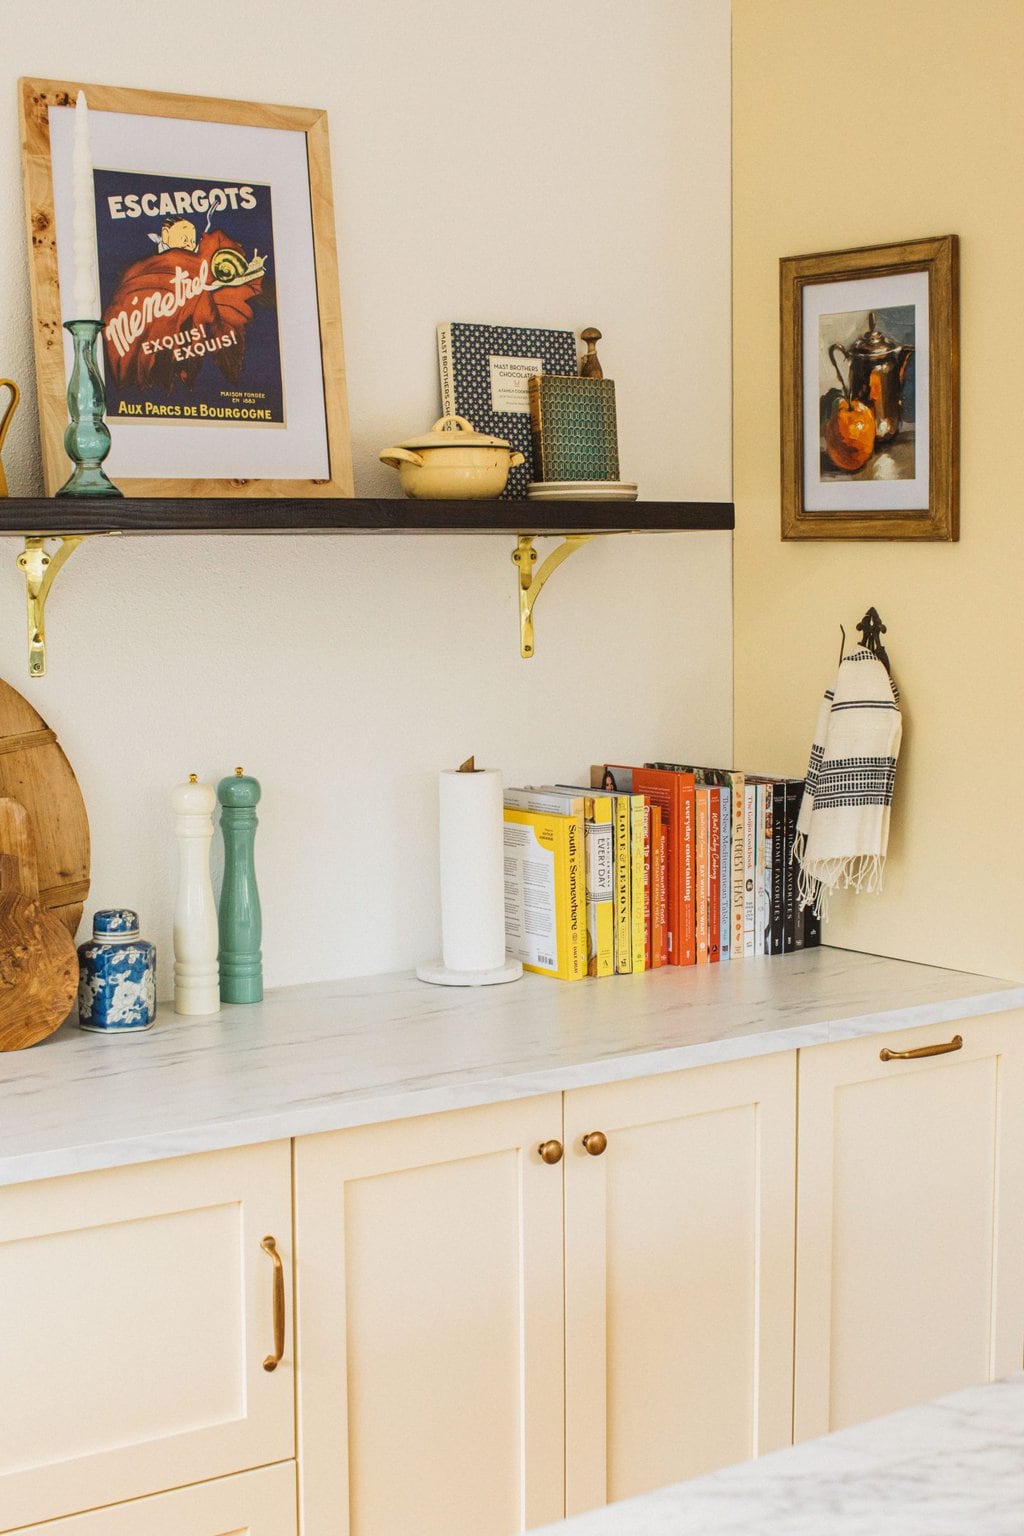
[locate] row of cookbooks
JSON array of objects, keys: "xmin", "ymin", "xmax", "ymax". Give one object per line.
[{"xmin": 502, "ymin": 763, "xmax": 822, "ymax": 981}]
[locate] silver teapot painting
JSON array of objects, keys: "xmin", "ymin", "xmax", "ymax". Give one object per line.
[
  {"xmin": 829, "ymin": 312, "xmax": 913, "ymax": 442},
  {"xmin": 819, "ymin": 307, "xmax": 915, "ymax": 480}
]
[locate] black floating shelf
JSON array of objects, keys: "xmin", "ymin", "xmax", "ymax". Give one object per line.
[{"xmin": 0, "ymin": 497, "xmax": 735, "ymax": 538}]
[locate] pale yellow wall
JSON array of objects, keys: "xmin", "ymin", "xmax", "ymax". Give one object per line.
[{"xmin": 732, "ymin": 0, "xmax": 1024, "ymax": 980}]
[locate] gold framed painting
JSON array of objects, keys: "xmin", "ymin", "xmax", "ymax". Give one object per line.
[
  {"xmin": 780, "ymin": 235, "xmax": 958, "ymax": 540},
  {"xmin": 19, "ymin": 77, "xmax": 353, "ymax": 498}
]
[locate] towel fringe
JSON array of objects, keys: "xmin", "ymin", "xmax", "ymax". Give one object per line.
[{"xmin": 796, "ymin": 852, "xmax": 885, "ymax": 920}]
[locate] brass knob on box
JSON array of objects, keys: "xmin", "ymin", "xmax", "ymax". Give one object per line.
[
  {"xmin": 582, "ymin": 1131, "xmax": 608, "ymax": 1157},
  {"xmin": 538, "ymin": 1139, "xmax": 564, "ymax": 1165}
]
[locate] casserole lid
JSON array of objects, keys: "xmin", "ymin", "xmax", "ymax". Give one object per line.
[{"xmin": 395, "ymin": 415, "xmax": 513, "ymax": 451}]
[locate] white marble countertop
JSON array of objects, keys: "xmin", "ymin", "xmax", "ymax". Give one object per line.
[
  {"xmin": 1, "ymin": 946, "xmax": 1021, "ymax": 1186},
  {"xmin": 530, "ymin": 1375, "xmax": 1024, "ymax": 1535}
]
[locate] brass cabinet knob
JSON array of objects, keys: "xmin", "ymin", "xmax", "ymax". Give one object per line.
[
  {"xmin": 538, "ymin": 1139, "xmax": 564, "ymax": 1165},
  {"xmin": 582, "ymin": 1131, "xmax": 608, "ymax": 1157}
]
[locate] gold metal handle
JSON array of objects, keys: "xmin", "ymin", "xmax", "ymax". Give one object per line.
[
  {"xmin": 260, "ymin": 1235, "xmax": 285, "ymax": 1371},
  {"xmin": 538, "ymin": 1139, "xmax": 564, "ymax": 1165},
  {"xmin": 880, "ymin": 1033, "xmax": 963, "ymax": 1062},
  {"xmin": 582, "ymin": 1131, "xmax": 608, "ymax": 1157}
]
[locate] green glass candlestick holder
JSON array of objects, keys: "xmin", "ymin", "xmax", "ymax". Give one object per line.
[{"xmin": 56, "ymin": 319, "xmax": 122, "ymax": 498}]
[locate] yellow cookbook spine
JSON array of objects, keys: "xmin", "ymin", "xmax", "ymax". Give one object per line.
[
  {"xmin": 629, "ymin": 794, "xmax": 646, "ymax": 972},
  {"xmin": 610, "ymin": 793, "xmax": 632, "ymax": 973},
  {"xmin": 585, "ymin": 793, "xmax": 615, "ymax": 978}
]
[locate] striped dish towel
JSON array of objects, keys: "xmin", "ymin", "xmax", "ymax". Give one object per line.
[{"xmin": 794, "ymin": 647, "xmax": 902, "ymax": 918}]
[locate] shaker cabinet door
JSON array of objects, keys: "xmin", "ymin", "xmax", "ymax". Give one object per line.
[
  {"xmin": 0, "ymin": 1142, "xmax": 293, "ymax": 1532},
  {"xmin": 563, "ymin": 1051, "xmax": 797, "ymax": 1516},
  {"xmin": 794, "ymin": 1010, "xmax": 1024, "ymax": 1441},
  {"xmin": 11, "ymin": 1463, "xmax": 297, "ymax": 1536},
  {"xmin": 295, "ymin": 1095, "xmax": 566, "ymax": 1536}
]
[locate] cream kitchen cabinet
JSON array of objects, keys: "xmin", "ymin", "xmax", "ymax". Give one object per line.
[
  {"xmin": 793, "ymin": 1010, "xmax": 1024, "ymax": 1441},
  {"xmin": 12, "ymin": 1464, "xmax": 297, "ymax": 1536},
  {"xmin": 0, "ymin": 1141, "xmax": 294, "ymax": 1533},
  {"xmin": 562, "ymin": 1051, "xmax": 797, "ymax": 1515},
  {"xmin": 294, "ymin": 1093, "xmax": 567, "ymax": 1536},
  {"xmin": 294, "ymin": 1052, "xmax": 797, "ymax": 1535}
]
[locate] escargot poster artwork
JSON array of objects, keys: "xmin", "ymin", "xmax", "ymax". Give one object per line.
[
  {"xmin": 94, "ymin": 168, "xmax": 284, "ymax": 428},
  {"xmin": 19, "ymin": 78, "xmax": 353, "ymax": 497}
]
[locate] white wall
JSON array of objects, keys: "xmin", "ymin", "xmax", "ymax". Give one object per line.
[{"xmin": 0, "ymin": 1, "xmax": 734, "ymax": 994}]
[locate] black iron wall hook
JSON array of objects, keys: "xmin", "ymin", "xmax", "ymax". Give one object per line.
[{"xmin": 856, "ymin": 607, "xmax": 891, "ymax": 673}]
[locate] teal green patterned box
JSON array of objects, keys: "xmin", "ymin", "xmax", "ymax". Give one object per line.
[{"xmin": 528, "ymin": 375, "xmax": 620, "ymax": 481}]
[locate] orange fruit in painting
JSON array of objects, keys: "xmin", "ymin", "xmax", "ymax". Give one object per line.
[{"xmin": 825, "ymin": 399, "xmax": 875, "ymax": 471}]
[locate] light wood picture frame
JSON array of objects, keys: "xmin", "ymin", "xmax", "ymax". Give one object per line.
[
  {"xmin": 20, "ymin": 77, "xmax": 353, "ymax": 498},
  {"xmin": 780, "ymin": 235, "xmax": 958, "ymax": 540}
]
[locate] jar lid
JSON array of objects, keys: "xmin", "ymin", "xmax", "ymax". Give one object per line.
[{"xmin": 93, "ymin": 909, "xmax": 141, "ymax": 941}]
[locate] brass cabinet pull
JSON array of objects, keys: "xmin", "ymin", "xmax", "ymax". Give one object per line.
[
  {"xmin": 582, "ymin": 1131, "xmax": 608, "ymax": 1157},
  {"xmin": 880, "ymin": 1033, "xmax": 963, "ymax": 1062},
  {"xmin": 538, "ymin": 1139, "xmax": 564, "ymax": 1165},
  {"xmin": 260, "ymin": 1235, "xmax": 286, "ymax": 1371}
]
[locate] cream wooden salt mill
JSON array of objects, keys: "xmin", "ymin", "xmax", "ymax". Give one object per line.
[{"xmin": 172, "ymin": 774, "xmax": 220, "ymax": 1015}]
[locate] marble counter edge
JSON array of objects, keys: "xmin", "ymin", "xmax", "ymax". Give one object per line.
[
  {"xmin": 2, "ymin": 971, "xmax": 1022, "ymax": 1188},
  {"xmin": 0, "ymin": 1016, "xmax": 827, "ymax": 1186},
  {"xmin": 820, "ymin": 983, "xmax": 1024, "ymax": 1039}
]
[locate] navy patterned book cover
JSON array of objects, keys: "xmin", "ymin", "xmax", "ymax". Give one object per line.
[{"xmin": 437, "ymin": 322, "xmax": 577, "ymax": 497}]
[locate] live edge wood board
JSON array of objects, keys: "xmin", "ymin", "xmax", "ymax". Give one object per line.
[{"xmin": 0, "ymin": 680, "xmax": 90, "ymax": 937}]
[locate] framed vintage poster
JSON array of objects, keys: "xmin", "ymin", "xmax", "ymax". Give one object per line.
[
  {"xmin": 780, "ymin": 235, "xmax": 958, "ymax": 540},
  {"xmin": 20, "ymin": 77, "xmax": 353, "ymax": 498}
]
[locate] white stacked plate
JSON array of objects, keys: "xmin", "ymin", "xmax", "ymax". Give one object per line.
[{"xmin": 526, "ymin": 480, "xmax": 638, "ymax": 501}]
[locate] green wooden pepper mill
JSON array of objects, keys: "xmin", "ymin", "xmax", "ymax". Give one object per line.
[{"xmin": 217, "ymin": 766, "xmax": 263, "ymax": 1004}]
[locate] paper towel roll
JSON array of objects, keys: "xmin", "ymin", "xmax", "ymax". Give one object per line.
[{"xmin": 438, "ymin": 767, "xmax": 506, "ymax": 973}]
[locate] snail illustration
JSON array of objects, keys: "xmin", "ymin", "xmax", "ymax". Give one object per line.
[
  {"xmin": 210, "ymin": 247, "xmax": 250, "ymax": 283},
  {"xmin": 207, "ymin": 246, "xmax": 268, "ymax": 289}
]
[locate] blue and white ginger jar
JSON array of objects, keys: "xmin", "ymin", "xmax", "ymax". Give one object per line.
[{"xmin": 78, "ymin": 909, "xmax": 157, "ymax": 1032}]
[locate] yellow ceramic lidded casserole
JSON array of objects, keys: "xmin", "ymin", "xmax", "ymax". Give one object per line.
[{"xmin": 379, "ymin": 415, "xmax": 525, "ymax": 499}]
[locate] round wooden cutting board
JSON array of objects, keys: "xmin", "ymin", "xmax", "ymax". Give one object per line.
[{"xmin": 0, "ymin": 677, "xmax": 90, "ymax": 937}]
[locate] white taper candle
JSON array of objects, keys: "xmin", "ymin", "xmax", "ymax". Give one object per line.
[{"xmin": 71, "ymin": 90, "xmax": 99, "ymax": 318}]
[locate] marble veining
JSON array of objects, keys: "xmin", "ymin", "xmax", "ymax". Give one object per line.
[
  {"xmin": 530, "ymin": 1375, "xmax": 1024, "ymax": 1535},
  {"xmin": 0, "ymin": 947, "xmax": 1021, "ymax": 1186}
]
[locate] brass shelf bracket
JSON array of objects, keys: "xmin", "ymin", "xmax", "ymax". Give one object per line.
[
  {"xmin": 17, "ymin": 535, "xmax": 85, "ymax": 679},
  {"xmin": 512, "ymin": 534, "xmax": 592, "ymax": 658}
]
